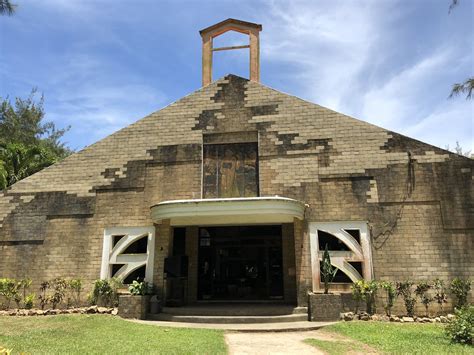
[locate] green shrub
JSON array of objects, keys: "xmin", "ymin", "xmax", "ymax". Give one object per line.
[
  {"xmin": 450, "ymin": 278, "xmax": 472, "ymax": 310},
  {"xmin": 0, "ymin": 278, "xmax": 20, "ymax": 309},
  {"xmin": 433, "ymin": 279, "xmax": 448, "ymax": 314},
  {"xmin": 351, "ymin": 281, "xmax": 365, "ymax": 313},
  {"xmin": 415, "ymin": 282, "xmax": 433, "ymax": 316},
  {"xmin": 445, "ymin": 306, "xmax": 474, "ymax": 345},
  {"xmin": 90, "ymin": 278, "xmax": 122, "ymax": 307},
  {"xmin": 350, "ymin": 280, "xmax": 378, "ymax": 315},
  {"xmin": 24, "ymin": 293, "xmax": 35, "ymax": 309},
  {"xmin": 380, "ymin": 281, "xmax": 397, "ymax": 316},
  {"xmin": 50, "ymin": 278, "xmax": 68, "ymax": 308},
  {"xmin": 68, "ymin": 279, "xmax": 82, "ymax": 307},
  {"xmin": 38, "ymin": 281, "xmax": 50, "ymax": 310},
  {"xmin": 128, "ymin": 280, "xmax": 152, "ymax": 296},
  {"xmin": 396, "ymin": 281, "xmax": 416, "ymax": 317},
  {"xmin": 321, "ymin": 244, "xmax": 338, "ymax": 294},
  {"xmin": 19, "ymin": 278, "xmax": 32, "ymax": 308}
]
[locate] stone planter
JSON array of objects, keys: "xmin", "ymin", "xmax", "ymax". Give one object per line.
[
  {"xmin": 118, "ymin": 294, "xmax": 150, "ymax": 320},
  {"xmin": 308, "ymin": 292, "xmax": 342, "ymax": 321}
]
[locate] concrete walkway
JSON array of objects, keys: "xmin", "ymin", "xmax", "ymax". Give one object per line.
[
  {"xmin": 129, "ymin": 319, "xmax": 336, "ymax": 332},
  {"xmin": 225, "ymin": 331, "xmax": 325, "ymax": 355}
]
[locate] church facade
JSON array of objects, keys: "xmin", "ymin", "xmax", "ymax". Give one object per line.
[{"xmin": 0, "ymin": 20, "xmax": 472, "ymax": 311}]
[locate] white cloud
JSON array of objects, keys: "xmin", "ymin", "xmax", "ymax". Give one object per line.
[{"xmin": 260, "ymin": 0, "xmax": 473, "ymax": 151}]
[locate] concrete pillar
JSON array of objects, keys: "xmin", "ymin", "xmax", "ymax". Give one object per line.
[
  {"xmin": 249, "ymin": 28, "xmax": 260, "ymax": 82},
  {"xmin": 185, "ymin": 226, "xmax": 199, "ymax": 303},
  {"xmin": 202, "ymin": 34, "xmax": 213, "ymax": 87}
]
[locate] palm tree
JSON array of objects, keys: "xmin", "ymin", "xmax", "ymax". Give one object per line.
[
  {"xmin": 0, "ymin": 0, "xmax": 16, "ymax": 16},
  {"xmin": 0, "ymin": 143, "xmax": 55, "ymax": 189}
]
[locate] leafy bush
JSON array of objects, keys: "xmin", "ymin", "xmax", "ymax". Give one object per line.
[
  {"xmin": 18, "ymin": 278, "xmax": 32, "ymax": 308},
  {"xmin": 445, "ymin": 306, "xmax": 474, "ymax": 345},
  {"xmin": 450, "ymin": 278, "xmax": 472, "ymax": 310},
  {"xmin": 0, "ymin": 278, "xmax": 20, "ymax": 309},
  {"xmin": 68, "ymin": 279, "xmax": 82, "ymax": 307},
  {"xmin": 128, "ymin": 280, "xmax": 152, "ymax": 296},
  {"xmin": 380, "ymin": 281, "xmax": 397, "ymax": 316},
  {"xmin": 90, "ymin": 278, "xmax": 122, "ymax": 307},
  {"xmin": 350, "ymin": 280, "xmax": 378, "ymax": 315},
  {"xmin": 50, "ymin": 278, "xmax": 68, "ymax": 308},
  {"xmin": 351, "ymin": 281, "xmax": 365, "ymax": 313},
  {"xmin": 24, "ymin": 294, "xmax": 35, "ymax": 309},
  {"xmin": 396, "ymin": 281, "xmax": 417, "ymax": 317},
  {"xmin": 321, "ymin": 244, "xmax": 338, "ymax": 294},
  {"xmin": 38, "ymin": 281, "xmax": 50, "ymax": 310},
  {"xmin": 433, "ymin": 279, "xmax": 448, "ymax": 314},
  {"xmin": 415, "ymin": 282, "xmax": 433, "ymax": 316}
]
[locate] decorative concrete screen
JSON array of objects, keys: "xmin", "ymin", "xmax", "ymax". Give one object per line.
[
  {"xmin": 309, "ymin": 222, "xmax": 373, "ymax": 291},
  {"xmin": 100, "ymin": 226, "xmax": 155, "ymax": 283}
]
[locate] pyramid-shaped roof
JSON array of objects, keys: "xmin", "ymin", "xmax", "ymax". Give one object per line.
[{"xmin": 0, "ymin": 74, "xmax": 457, "ymax": 223}]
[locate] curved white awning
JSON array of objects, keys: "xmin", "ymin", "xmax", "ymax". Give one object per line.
[{"xmin": 150, "ymin": 196, "xmax": 306, "ymax": 226}]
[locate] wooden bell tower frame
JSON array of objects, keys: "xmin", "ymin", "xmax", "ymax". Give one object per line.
[{"xmin": 199, "ymin": 18, "xmax": 263, "ymax": 86}]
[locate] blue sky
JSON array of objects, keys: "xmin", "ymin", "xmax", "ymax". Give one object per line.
[{"xmin": 0, "ymin": 0, "xmax": 472, "ymax": 152}]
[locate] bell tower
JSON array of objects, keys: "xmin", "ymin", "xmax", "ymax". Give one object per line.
[{"xmin": 199, "ymin": 19, "xmax": 263, "ymax": 86}]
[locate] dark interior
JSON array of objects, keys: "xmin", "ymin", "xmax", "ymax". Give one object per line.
[{"xmin": 197, "ymin": 225, "xmax": 283, "ymax": 301}]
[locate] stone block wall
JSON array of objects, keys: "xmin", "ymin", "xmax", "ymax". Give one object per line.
[
  {"xmin": 118, "ymin": 295, "xmax": 149, "ymax": 319},
  {"xmin": 0, "ymin": 75, "xmax": 472, "ymax": 312}
]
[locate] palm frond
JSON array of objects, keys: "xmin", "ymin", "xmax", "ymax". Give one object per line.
[
  {"xmin": 0, "ymin": 0, "xmax": 16, "ymax": 16},
  {"xmin": 449, "ymin": 77, "xmax": 474, "ymax": 100}
]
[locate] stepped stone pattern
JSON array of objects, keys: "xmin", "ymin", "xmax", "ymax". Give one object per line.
[{"xmin": 0, "ymin": 75, "xmax": 472, "ymax": 312}]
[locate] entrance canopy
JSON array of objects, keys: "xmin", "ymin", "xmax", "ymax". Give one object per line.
[{"xmin": 150, "ymin": 197, "xmax": 306, "ymax": 226}]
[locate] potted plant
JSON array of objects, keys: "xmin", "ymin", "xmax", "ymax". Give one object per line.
[
  {"xmin": 118, "ymin": 280, "xmax": 153, "ymax": 320},
  {"xmin": 308, "ymin": 244, "xmax": 343, "ymax": 321}
]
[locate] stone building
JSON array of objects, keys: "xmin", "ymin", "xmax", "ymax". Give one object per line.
[{"xmin": 0, "ymin": 19, "xmax": 472, "ymax": 313}]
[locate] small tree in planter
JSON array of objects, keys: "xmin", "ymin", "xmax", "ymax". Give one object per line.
[
  {"xmin": 308, "ymin": 245, "xmax": 341, "ymax": 321},
  {"xmin": 118, "ymin": 280, "xmax": 154, "ymax": 320},
  {"xmin": 415, "ymin": 282, "xmax": 433, "ymax": 317},
  {"xmin": 128, "ymin": 280, "xmax": 152, "ymax": 296},
  {"xmin": 396, "ymin": 281, "xmax": 417, "ymax": 317},
  {"xmin": 433, "ymin": 279, "xmax": 448, "ymax": 314},
  {"xmin": 321, "ymin": 244, "xmax": 338, "ymax": 294}
]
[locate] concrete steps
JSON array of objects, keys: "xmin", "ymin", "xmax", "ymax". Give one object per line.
[
  {"xmin": 149, "ymin": 313, "xmax": 308, "ymax": 324},
  {"xmin": 131, "ymin": 319, "xmax": 336, "ymax": 332},
  {"xmin": 147, "ymin": 305, "xmax": 309, "ymax": 324}
]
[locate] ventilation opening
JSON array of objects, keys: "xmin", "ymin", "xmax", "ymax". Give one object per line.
[
  {"xmin": 123, "ymin": 265, "xmax": 146, "ymax": 284},
  {"xmin": 111, "ymin": 264, "xmax": 125, "ymax": 278},
  {"xmin": 122, "ymin": 235, "xmax": 148, "ymax": 254},
  {"xmin": 322, "ymin": 262, "xmax": 363, "ymax": 283},
  {"xmin": 112, "ymin": 235, "xmax": 125, "ymax": 248},
  {"xmin": 318, "ymin": 230, "xmax": 350, "ymax": 251},
  {"xmin": 344, "ymin": 229, "xmax": 361, "ymax": 244}
]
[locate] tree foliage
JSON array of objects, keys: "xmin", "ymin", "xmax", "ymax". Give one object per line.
[
  {"xmin": 449, "ymin": 77, "xmax": 474, "ymax": 100},
  {"xmin": 448, "ymin": 1, "xmax": 473, "ymax": 100},
  {"xmin": 0, "ymin": 0, "xmax": 16, "ymax": 16},
  {"xmin": 0, "ymin": 90, "xmax": 72, "ymax": 190}
]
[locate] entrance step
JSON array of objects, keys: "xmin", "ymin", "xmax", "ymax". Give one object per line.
[
  {"xmin": 161, "ymin": 305, "xmax": 307, "ymax": 316},
  {"xmin": 148, "ymin": 305, "xmax": 309, "ymax": 324},
  {"xmin": 130, "ymin": 319, "xmax": 336, "ymax": 332},
  {"xmin": 148, "ymin": 313, "xmax": 308, "ymax": 324}
]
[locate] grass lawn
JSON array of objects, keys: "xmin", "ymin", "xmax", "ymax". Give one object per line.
[
  {"xmin": 306, "ymin": 321, "xmax": 474, "ymax": 354},
  {"xmin": 0, "ymin": 314, "xmax": 227, "ymax": 354}
]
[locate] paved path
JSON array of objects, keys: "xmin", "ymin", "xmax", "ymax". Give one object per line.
[
  {"xmin": 129, "ymin": 319, "xmax": 335, "ymax": 332},
  {"xmin": 225, "ymin": 329, "xmax": 378, "ymax": 355},
  {"xmin": 225, "ymin": 331, "xmax": 325, "ymax": 355}
]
